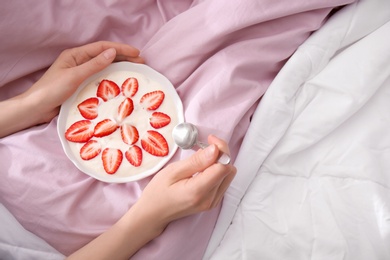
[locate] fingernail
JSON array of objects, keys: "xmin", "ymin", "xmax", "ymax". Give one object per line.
[
  {"xmin": 204, "ymin": 144, "xmax": 216, "ymax": 159},
  {"xmin": 103, "ymin": 48, "xmax": 116, "ymax": 60}
]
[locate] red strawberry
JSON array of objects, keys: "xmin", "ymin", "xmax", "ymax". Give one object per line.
[
  {"xmin": 122, "ymin": 77, "xmax": 139, "ymax": 98},
  {"xmin": 102, "ymin": 148, "xmax": 123, "ymax": 174},
  {"xmin": 97, "ymin": 79, "xmax": 120, "ymax": 101},
  {"xmin": 65, "ymin": 120, "xmax": 94, "ymax": 143},
  {"xmin": 141, "ymin": 130, "xmax": 169, "ymax": 157},
  {"xmin": 140, "ymin": 90, "xmax": 165, "ymax": 110},
  {"xmin": 125, "ymin": 145, "xmax": 143, "ymax": 167},
  {"xmin": 77, "ymin": 97, "xmax": 99, "ymax": 120},
  {"xmin": 94, "ymin": 119, "xmax": 118, "ymax": 137},
  {"xmin": 117, "ymin": 98, "xmax": 134, "ymax": 122},
  {"xmin": 150, "ymin": 112, "xmax": 171, "ymax": 129},
  {"xmin": 80, "ymin": 140, "xmax": 101, "ymax": 160},
  {"xmin": 121, "ymin": 124, "xmax": 139, "ymax": 145}
]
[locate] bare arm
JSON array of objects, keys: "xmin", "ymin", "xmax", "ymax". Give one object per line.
[
  {"xmin": 0, "ymin": 41, "xmax": 144, "ymax": 138},
  {"xmin": 67, "ymin": 135, "xmax": 236, "ymax": 260}
]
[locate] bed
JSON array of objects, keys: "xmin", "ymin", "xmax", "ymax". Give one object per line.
[{"xmin": 1, "ymin": 0, "xmax": 389, "ymax": 259}]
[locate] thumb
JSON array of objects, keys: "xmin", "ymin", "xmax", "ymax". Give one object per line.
[
  {"xmin": 71, "ymin": 48, "xmax": 117, "ymax": 83},
  {"xmin": 170, "ymin": 144, "xmax": 219, "ymax": 181}
]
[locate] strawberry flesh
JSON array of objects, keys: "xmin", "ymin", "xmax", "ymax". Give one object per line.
[
  {"xmin": 141, "ymin": 130, "xmax": 169, "ymax": 157},
  {"xmin": 97, "ymin": 79, "xmax": 120, "ymax": 101},
  {"xmin": 94, "ymin": 119, "xmax": 118, "ymax": 137},
  {"xmin": 80, "ymin": 140, "xmax": 101, "ymax": 160},
  {"xmin": 121, "ymin": 124, "xmax": 139, "ymax": 145},
  {"xmin": 125, "ymin": 145, "xmax": 143, "ymax": 167},
  {"xmin": 77, "ymin": 97, "xmax": 99, "ymax": 119},
  {"xmin": 65, "ymin": 120, "xmax": 94, "ymax": 143},
  {"xmin": 150, "ymin": 112, "xmax": 171, "ymax": 129},
  {"xmin": 117, "ymin": 98, "xmax": 134, "ymax": 122},
  {"xmin": 102, "ymin": 148, "xmax": 123, "ymax": 174},
  {"xmin": 121, "ymin": 77, "xmax": 139, "ymax": 98},
  {"xmin": 140, "ymin": 90, "xmax": 165, "ymax": 111}
]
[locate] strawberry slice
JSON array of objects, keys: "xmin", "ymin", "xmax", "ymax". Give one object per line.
[
  {"xmin": 125, "ymin": 145, "xmax": 143, "ymax": 167},
  {"xmin": 117, "ymin": 98, "xmax": 134, "ymax": 122},
  {"xmin": 94, "ymin": 119, "xmax": 118, "ymax": 137},
  {"xmin": 102, "ymin": 148, "xmax": 123, "ymax": 174},
  {"xmin": 97, "ymin": 79, "xmax": 120, "ymax": 101},
  {"xmin": 141, "ymin": 130, "xmax": 169, "ymax": 157},
  {"xmin": 77, "ymin": 97, "xmax": 99, "ymax": 120},
  {"xmin": 140, "ymin": 90, "xmax": 165, "ymax": 110},
  {"xmin": 80, "ymin": 140, "xmax": 101, "ymax": 160},
  {"xmin": 121, "ymin": 124, "xmax": 139, "ymax": 145},
  {"xmin": 150, "ymin": 112, "xmax": 171, "ymax": 129},
  {"xmin": 121, "ymin": 77, "xmax": 139, "ymax": 98},
  {"xmin": 65, "ymin": 120, "xmax": 94, "ymax": 143}
]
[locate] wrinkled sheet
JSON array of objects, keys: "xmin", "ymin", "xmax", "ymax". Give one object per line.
[
  {"xmin": 0, "ymin": 0, "xmax": 353, "ymax": 259},
  {"xmin": 206, "ymin": 0, "xmax": 390, "ymax": 259}
]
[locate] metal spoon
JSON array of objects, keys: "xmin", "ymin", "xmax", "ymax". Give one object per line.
[{"xmin": 172, "ymin": 122, "xmax": 231, "ymax": 165}]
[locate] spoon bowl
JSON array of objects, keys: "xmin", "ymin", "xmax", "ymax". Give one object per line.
[
  {"xmin": 172, "ymin": 122, "xmax": 231, "ymax": 165},
  {"xmin": 172, "ymin": 122, "xmax": 199, "ymax": 149}
]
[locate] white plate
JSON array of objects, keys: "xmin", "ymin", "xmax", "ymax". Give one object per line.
[{"xmin": 57, "ymin": 62, "xmax": 184, "ymax": 183}]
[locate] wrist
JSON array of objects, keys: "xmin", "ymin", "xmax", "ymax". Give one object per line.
[
  {"xmin": 122, "ymin": 201, "xmax": 168, "ymax": 238},
  {"xmin": 0, "ymin": 92, "xmax": 46, "ymax": 137},
  {"xmin": 22, "ymin": 84, "xmax": 59, "ymax": 125}
]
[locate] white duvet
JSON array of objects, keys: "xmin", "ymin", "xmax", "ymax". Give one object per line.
[{"xmin": 206, "ymin": 0, "xmax": 390, "ymax": 259}]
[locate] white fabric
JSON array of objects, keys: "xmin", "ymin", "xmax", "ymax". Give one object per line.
[
  {"xmin": 206, "ymin": 0, "xmax": 390, "ymax": 259},
  {"xmin": 0, "ymin": 204, "xmax": 64, "ymax": 259}
]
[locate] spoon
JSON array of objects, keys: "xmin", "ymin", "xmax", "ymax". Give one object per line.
[{"xmin": 172, "ymin": 122, "xmax": 231, "ymax": 165}]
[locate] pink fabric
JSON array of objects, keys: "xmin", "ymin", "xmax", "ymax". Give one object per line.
[{"xmin": 0, "ymin": 0, "xmax": 354, "ymax": 259}]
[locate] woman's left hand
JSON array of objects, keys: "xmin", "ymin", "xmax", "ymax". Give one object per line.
[
  {"xmin": 26, "ymin": 41, "xmax": 144, "ymax": 123},
  {"xmin": 0, "ymin": 41, "xmax": 144, "ymax": 138}
]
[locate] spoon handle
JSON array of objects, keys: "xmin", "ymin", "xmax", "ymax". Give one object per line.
[{"xmin": 197, "ymin": 142, "xmax": 231, "ymax": 165}]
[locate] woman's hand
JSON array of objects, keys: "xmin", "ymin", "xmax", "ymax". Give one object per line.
[
  {"xmin": 0, "ymin": 41, "xmax": 144, "ymax": 138},
  {"xmin": 67, "ymin": 135, "xmax": 236, "ymax": 260},
  {"xmin": 25, "ymin": 41, "xmax": 144, "ymax": 123},
  {"xmin": 133, "ymin": 134, "xmax": 236, "ymax": 233}
]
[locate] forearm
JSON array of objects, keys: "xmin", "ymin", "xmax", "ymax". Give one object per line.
[
  {"xmin": 0, "ymin": 92, "xmax": 50, "ymax": 138},
  {"xmin": 66, "ymin": 202, "xmax": 165, "ymax": 260}
]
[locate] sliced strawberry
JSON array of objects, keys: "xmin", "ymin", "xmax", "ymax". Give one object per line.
[
  {"xmin": 121, "ymin": 124, "xmax": 139, "ymax": 145},
  {"xmin": 102, "ymin": 148, "xmax": 123, "ymax": 174},
  {"xmin": 65, "ymin": 120, "xmax": 94, "ymax": 143},
  {"xmin": 150, "ymin": 112, "xmax": 171, "ymax": 129},
  {"xmin": 97, "ymin": 79, "xmax": 120, "ymax": 101},
  {"xmin": 141, "ymin": 130, "xmax": 169, "ymax": 157},
  {"xmin": 125, "ymin": 145, "xmax": 143, "ymax": 167},
  {"xmin": 80, "ymin": 140, "xmax": 101, "ymax": 160},
  {"xmin": 117, "ymin": 98, "xmax": 134, "ymax": 122},
  {"xmin": 94, "ymin": 119, "xmax": 118, "ymax": 137},
  {"xmin": 140, "ymin": 90, "xmax": 165, "ymax": 111},
  {"xmin": 121, "ymin": 77, "xmax": 139, "ymax": 98},
  {"xmin": 77, "ymin": 97, "xmax": 99, "ymax": 120}
]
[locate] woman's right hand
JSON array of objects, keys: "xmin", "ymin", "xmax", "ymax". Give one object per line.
[
  {"xmin": 133, "ymin": 134, "xmax": 236, "ymax": 233},
  {"xmin": 67, "ymin": 134, "xmax": 236, "ymax": 260}
]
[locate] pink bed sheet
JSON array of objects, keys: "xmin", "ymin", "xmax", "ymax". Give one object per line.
[{"xmin": 0, "ymin": 0, "xmax": 354, "ymax": 259}]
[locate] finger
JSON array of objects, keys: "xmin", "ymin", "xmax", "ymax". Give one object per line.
[
  {"xmin": 192, "ymin": 163, "xmax": 234, "ymax": 197},
  {"xmin": 69, "ymin": 41, "xmax": 141, "ymax": 66},
  {"xmin": 208, "ymin": 134, "xmax": 231, "ymax": 155},
  {"xmin": 207, "ymin": 134, "xmax": 232, "ymax": 165},
  {"xmin": 99, "ymin": 41, "xmax": 140, "ymax": 58},
  {"xmin": 169, "ymin": 144, "xmax": 219, "ymax": 181},
  {"xmin": 209, "ymin": 165, "xmax": 236, "ymax": 208},
  {"xmin": 69, "ymin": 48, "xmax": 117, "ymax": 85},
  {"xmin": 193, "ymin": 164, "xmax": 236, "ymax": 211},
  {"xmin": 115, "ymin": 55, "xmax": 145, "ymax": 64}
]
